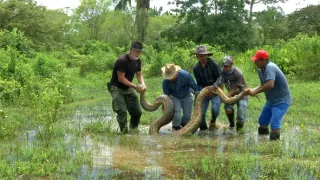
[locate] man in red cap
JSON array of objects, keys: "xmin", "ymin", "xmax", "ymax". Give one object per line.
[{"xmin": 248, "ymin": 50, "xmax": 292, "ymax": 140}]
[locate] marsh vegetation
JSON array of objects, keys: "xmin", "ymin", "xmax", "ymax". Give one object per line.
[{"xmin": 1, "ymin": 0, "xmax": 320, "ymax": 178}]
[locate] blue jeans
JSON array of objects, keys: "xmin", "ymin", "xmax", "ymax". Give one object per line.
[
  {"xmin": 224, "ymin": 99, "xmax": 248, "ymax": 121},
  {"xmin": 259, "ymin": 103, "xmax": 290, "ymax": 130},
  {"xmin": 200, "ymin": 95, "xmax": 221, "ymax": 130},
  {"xmin": 171, "ymin": 92, "xmax": 194, "ymax": 127}
]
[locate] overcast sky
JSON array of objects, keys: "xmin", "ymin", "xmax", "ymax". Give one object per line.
[{"xmin": 35, "ymin": 0, "xmax": 319, "ymax": 14}]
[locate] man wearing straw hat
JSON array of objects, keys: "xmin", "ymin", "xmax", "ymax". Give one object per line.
[
  {"xmin": 107, "ymin": 41, "xmax": 147, "ymax": 134},
  {"xmin": 192, "ymin": 45, "xmax": 223, "ymax": 131},
  {"xmin": 161, "ymin": 63, "xmax": 200, "ymax": 131}
]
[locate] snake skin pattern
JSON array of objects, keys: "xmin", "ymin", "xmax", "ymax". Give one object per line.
[
  {"xmin": 140, "ymin": 91, "xmax": 175, "ymax": 135},
  {"xmin": 140, "ymin": 87, "xmax": 249, "ymax": 136},
  {"xmin": 173, "ymin": 87, "xmax": 249, "ymax": 136}
]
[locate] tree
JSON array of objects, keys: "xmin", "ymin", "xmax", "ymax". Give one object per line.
[
  {"xmin": 149, "ymin": 6, "xmax": 163, "ymax": 17},
  {"xmin": 246, "ymin": 0, "xmax": 287, "ymax": 25},
  {"xmin": 100, "ymin": 11, "xmax": 135, "ymax": 46},
  {"xmin": 44, "ymin": 9, "xmax": 70, "ymax": 47},
  {"xmin": 112, "ymin": 0, "xmax": 150, "ymax": 42},
  {"xmin": 113, "ymin": 0, "xmax": 132, "ymax": 10},
  {"xmin": 254, "ymin": 6, "xmax": 287, "ymax": 45},
  {"xmin": 0, "ymin": 0, "xmax": 60, "ymax": 49},
  {"xmin": 145, "ymin": 14, "xmax": 176, "ymax": 44},
  {"xmin": 163, "ymin": 0, "xmax": 254, "ymax": 51},
  {"xmin": 72, "ymin": 0, "xmax": 112, "ymax": 41},
  {"xmin": 286, "ymin": 5, "xmax": 320, "ymax": 38},
  {"xmin": 135, "ymin": 0, "xmax": 150, "ymax": 42}
]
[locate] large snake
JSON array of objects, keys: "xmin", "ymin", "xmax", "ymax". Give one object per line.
[
  {"xmin": 139, "ymin": 92, "xmax": 175, "ymax": 135},
  {"xmin": 140, "ymin": 87, "xmax": 249, "ymax": 136},
  {"xmin": 173, "ymin": 87, "xmax": 249, "ymax": 136}
]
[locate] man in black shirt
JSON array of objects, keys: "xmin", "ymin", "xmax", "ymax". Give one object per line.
[
  {"xmin": 192, "ymin": 46, "xmax": 223, "ymax": 130},
  {"xmin": 108, "ymin": 41, "xmax": 146, "ymax": 134}
]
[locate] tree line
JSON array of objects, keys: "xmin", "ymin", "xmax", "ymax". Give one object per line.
[
  {"xmin": 0, "ymin": 0, "xmax": 319, "ymax": 139},
  {"xmin": 0, "ymin": 0, "xmax": 319, "ymax": 52}
]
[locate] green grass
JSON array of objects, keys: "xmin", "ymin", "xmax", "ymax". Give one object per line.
[{"xmin": 1, "ymin": 67, "xmax": 320, "ymax": 179}]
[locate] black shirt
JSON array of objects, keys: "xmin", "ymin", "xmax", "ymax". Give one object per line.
[
  {"xmin": 193, "ymin": 58, "xmax": 223, "ymax": 89},
  {"xmin": 110, "ymin": 54, "xmax": 141, "ymax": 89}
]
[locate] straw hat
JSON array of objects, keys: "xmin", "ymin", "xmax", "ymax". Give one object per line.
[{"xmin": 161, "ymin": 63, "xmax": 181, "ymax": 80}]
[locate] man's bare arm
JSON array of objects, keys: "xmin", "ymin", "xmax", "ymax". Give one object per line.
[
  {"xmin": 117, "ymin": 71, "xmax": 137, "ymax": 88},
  {"xmin": 136, "ymin": 71, "xmax": 145, "ymax": 85},
  {"xmin": 249, "ymin": 80, "xmax": 274, "ymax": 96}
]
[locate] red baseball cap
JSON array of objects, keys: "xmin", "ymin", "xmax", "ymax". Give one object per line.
[{"xmin": 251, "ymin": 50, "xmax": 269, "ymax": 61}]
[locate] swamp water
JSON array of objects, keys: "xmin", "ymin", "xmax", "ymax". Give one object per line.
[{"xmin": 11, "ymin": 106, "xmax": 320, "ymax": 179}]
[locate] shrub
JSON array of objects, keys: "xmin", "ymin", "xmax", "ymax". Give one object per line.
[
  {"xmin": 0, "ymin": 28, "xmax": 33, "ymax": 54},
  {"xmin": 238, "ymin": 34, "xmax": 320, "ymax": 81},
  {"xmin": 0, "ymin": 79, "xmax": 21, "ymax": 107},
  {"xmin": 79, "ymin": 50, "xmax": 117, "ymax": 77}
]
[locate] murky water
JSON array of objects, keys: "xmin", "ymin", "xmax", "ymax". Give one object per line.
[
  {"xmin": 77, "ymin": 122, "xmax": 319, "ymax": 179},
  {"xmin": 71, "ymin": 121, "xmax": 252, "ymax": 179},
  {"xmin": 19, "ymin": 106, "xmax": 319, "ymax": 179}
]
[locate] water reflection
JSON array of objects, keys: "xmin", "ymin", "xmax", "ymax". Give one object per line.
[
  {"xmin": 78, "ymin": 135, "xmax": 119, "ymax": 179},
  {"xmin": 78, "ymin": 124, "xmax": 242, "ymax": 179},
  {"xmin": 18, "ymin": 105, "xmax": 318, "ymax": 179},
  {"xmin": 12, "ymin": 120, "xmax": 319, "ymax": 179}
]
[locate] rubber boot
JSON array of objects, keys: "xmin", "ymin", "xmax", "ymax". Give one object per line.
[
  {"xmin": 226, "ymin": 110, "xmax": 235, "ymax": 128},
  {"xmin": 258, "ymin": 127, "xmax": 269, "ymax": 135},
  {"xmin": 119, "ymin": 122, "xmax": 128, "ymax": 135},
  {"xmin": 172, "ymin": 126, "xmax": 181, "ymax": 131},
  {"xmin": 270, "ymin": 132, "xmax": 280, "ymax": 140},
  {"xmin": 130, "ymin": 115, "xmax": 140, "ymax": 130},
  {"xmin": 181, "ymin": 122, "xmax": 186, "ymax": 127},
  {"xmin": 236, "ymin": 121, "xmax": 244, "ymax": 132},
  {"xmin": 208, "ymin": 119, "xmax": 218, "ymax": 131},
  {"xmin": 200, "ymin": 118, "xmax": 208, "ymax": 130},
  {"xmin": 129, "ymin": 121, "xmax": 139, "ymax": 130}
]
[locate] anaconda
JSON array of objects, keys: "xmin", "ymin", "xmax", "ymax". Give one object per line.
[
  {"xmin": 140, "ymin": 86, "xmax": 248, "ymax": 136},
  {"xmin": 172, "ymin": 87, "xmax": 249, "ymax": 136},
  {"xmin": 139, "ymin": 91, "xmax": 175, "ymax": 135}
]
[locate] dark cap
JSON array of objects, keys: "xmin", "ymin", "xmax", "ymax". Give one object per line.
[
  {"xmin": 222, "ymin": 56, "xmax": 233, "ymax": 66},
  {"xmin": 194, "ymin": 45, "xmax": 213, "ymax": 56},
  {"xmin": 130, "ymin": 41, "xmax": 143, "ymax": 52}
]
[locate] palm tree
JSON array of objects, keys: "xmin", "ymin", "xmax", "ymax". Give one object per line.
[
  {"xmin": 113, "ymin": 0, "xmax": 132, "ymax": 10},
  {"xmin": 113, "ymin": 0, "xmax": 150, "ymax": 10},
  {"xmin": 113, "ymin": 0, "xmax": 150, "ymax": 42}
]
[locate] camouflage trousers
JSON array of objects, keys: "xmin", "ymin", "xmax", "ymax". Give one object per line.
[{"xmin": 109, "ymin": 85, "xmax": 142, "ymax": 131}]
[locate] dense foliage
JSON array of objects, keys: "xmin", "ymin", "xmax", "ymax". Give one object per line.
[{"xmin": 0, "ymin": 0, "xmax": 319, "ymax": 177}]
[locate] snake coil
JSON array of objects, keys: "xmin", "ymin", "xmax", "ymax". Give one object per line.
[{"xmin": 140, "ymin": 87, "xmax": 249, "ymax": 136}]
